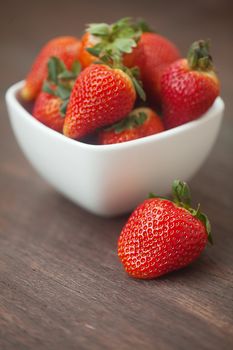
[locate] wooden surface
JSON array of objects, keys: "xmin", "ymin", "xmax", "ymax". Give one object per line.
[{"xmin": 0, "ymin": 1, "xmax": 233, "ymax": 349}]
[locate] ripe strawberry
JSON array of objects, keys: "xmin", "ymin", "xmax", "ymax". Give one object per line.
[
  {"xmin": 33, "ymin": 57, "xmax": 81, "ymax": 132},
  {"xmin": 118, "ymin": 180, "xmax": 212, "ymax": 279},
  {"xmin": 98, "ymin": 107, "xmax": 164, "ymax": 145},
  {"xmin": 161, "ymin": 40, "xmax": 220, "ymax": 129},
  {"xmin": 21, "ymin": 36, "xmax": 81, "ymax": 101},
  {"xmin": 123, "ymin": 32, "xmax": 180, "ymax": 105},
  {"xmin": 63, "ymin": 63, "xmax": 146, "ymax": 140}
]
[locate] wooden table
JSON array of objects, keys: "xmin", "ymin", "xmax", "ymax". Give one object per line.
[{"xmin": 1, "ymin": 1, "xmax": 233, "ymax": 349}]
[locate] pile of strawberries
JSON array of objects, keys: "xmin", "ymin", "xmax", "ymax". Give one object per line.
[{"xmin": 21, "ymin": 18, "xmax": 220, "ymax": 145}]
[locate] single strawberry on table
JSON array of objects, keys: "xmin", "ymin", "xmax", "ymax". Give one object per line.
[
  {"xmin": 63, "ymin": 61, "xmax": 145, "ymax": 140},
  {"xmin": 98, "ymin": 107, "xmax": 164, "ymax": 145},
  {"xmin": 118, "ymin": 180, "xmax": 212, "ymax": 279},
  {"xmin": 21, "ymin": 36, "xmax": 81, "ymax": 101},
  {"xmin": 161, "ymin": 40, "xmax": 220, "ymax": 129},
  {"xmin": 33, "ymin": 57, "xmax": 81, "ymax": 132}
]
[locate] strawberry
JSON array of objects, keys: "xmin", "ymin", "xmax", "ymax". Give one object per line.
[
  {"xmin": 98, "ymin": 107, "xmax": 164, "ymax": 145},
  {"xmin": 32, "ymin": 57, "xmax": 81, "ymax": 132},
  {"xmin": 161, "ymin": 40, "xmax": 220, "ymax": 129},
  {"xmin": 21, "ymin": 36, "xmax": 81, "ymax": 101},
  {"xmin": 118, "ymin": 180, "xmax": 212, "ymax": 279},
  {"xmin": 63, "ymin": 63, "xmax": 145, "ymax": 140},
  {"xmin": 123, "ymin": 32, "xmax": 180, "ymax": 105},
  {"xmin": 79, "ymin": 18, "xmax": 150, "ymax": 69}
]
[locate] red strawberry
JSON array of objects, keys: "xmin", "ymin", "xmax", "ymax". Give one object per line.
[
  {"xmin": 98, "ymin": 107, "xmax": 164, "ymax": 145},
  {"xmin": 161, "ymin": 40, "xmax": 220, "ymax": 129},
  {"xmin": 123, "ymin": 32, "xmax": 180, "ymax": 105},
  {"xmin": 63, "ymin": 63, "xmax": 146, "ymax": 140},
  {"xmin": 118, "ymin": 180, "xmax": 212, "ymax": 279},
  {"xmin": 21, "ymin": 36, "xmax": 81, "ymax": 101},
  {"xmin": 32, "ymin": 57, "xmax": 81, "ymax": 132}
]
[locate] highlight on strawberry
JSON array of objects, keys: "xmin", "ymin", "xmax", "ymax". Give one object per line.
[{"xmin": 118, "ymin": 180, "xmax": 212, "ymax": 279}]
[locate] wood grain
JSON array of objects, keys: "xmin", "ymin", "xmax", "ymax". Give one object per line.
[{"xmin": 0, "ymin": 1, "xmax": 233, "ymax": 349}]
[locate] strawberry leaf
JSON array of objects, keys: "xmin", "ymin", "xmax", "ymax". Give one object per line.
[
  {"xmin": 117, "ymin": 27, "xmax": 136, "ymax": 39},
  {"xmin": 190, "ymin": 204, "xmax": 213, "ymax": 244},
  {"xmin": 114, "ymin": 38, "xmax": 137, "ymax": 53},
  {"xmin": 187, "ymin": 40, "xmax": 214, "ymax": 71},
  {"xmin": 131, "ymin": 76, "xmax": 146, "ymax": 101},
  {"xmin": 88, "ymin": 23, "xmax": 110, "ymax": 36},
  {"xmin": 135, "ymin": 19, "xmax": 154, "ymax": 33},
  {"xmin": 58, "ymin": 70, "xmax": 77, "ymax": 79},
  {"xmin": 86, "ymin": 17, "xmax": 151, "ymax": 64},
  {"xmin": 148, "ymin": 192, "xmax": 156, "ymax": 198},
  {"xmin": 172, "ymin": 180, "xmax": 191, "ymax": 207},
  {"xmin": 197, "ymin": 211, "xmax": 213, "ymax": 244},
  {"xmin": 111, "ymin": 17, "xmax": 132, "ymax": 34},
  {"xmin": 55, "ymin": 86, "xmax": 71, "ymax": 100},
  {"xmin": 42, "ymin": 81, "xmax": 55, "ymax": 95},
  {"xmin": 44, "ymin": 56, "xmax": 82, "ymax": 116},
  {"xmin": 47, "ymin": 57, "xmax": 58, "ymax": 84},
  {"xmin": 72, "ymin": 60, "xmax": 82, "ymax": 76},
  {"xmin": 60, "ymin": 100, "xmax": 69, "ymax": 117},
  {"xmin": 86, "ymin": 45, "xmax": 103, "ymax": 57},
  {"xmin": 105, "ymin": 111, "xmax": 147, "ymax": 133},
  {"xmin": 47, "ymin": 56, "xmax": 67, "ymax": 84}
]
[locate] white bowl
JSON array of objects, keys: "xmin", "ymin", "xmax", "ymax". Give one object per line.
[{"xmin": 6, "ymin": 81, "xmax": 224, "ymax": 216}]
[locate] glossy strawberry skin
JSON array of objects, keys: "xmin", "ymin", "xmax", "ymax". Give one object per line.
[
  {"xmin": 78, "ymin": 32, "xmax": 99, "ymax": 68},
  {"xmin": 124, "ymin": 33, "xmax": 180, "ymax": 105},
  {"xmin": 98, "ymin": 107, "xmax": 164, "ymax": 145},
  {"xmin": 32, "ymin": 92, "xmax": 64, "ymax": 132},
  {"xmin": 63, "ymin": 64, "xmax": 136, "ymax": 140},
  {"xmin": 21, "ymin": 36, "xmax": 81, "ymax": 101},
  {"xmin": 161, "ymin": 58, "xmax": 220, "ymax": 129},
  {"xmin": 118, "ymin": 198, "xmax": 208, "ymax": 279}
]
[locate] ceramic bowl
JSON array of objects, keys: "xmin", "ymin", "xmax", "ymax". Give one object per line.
[{"xmin": 5, "ymin": 81, "xmax": 224, "ymax": 216}]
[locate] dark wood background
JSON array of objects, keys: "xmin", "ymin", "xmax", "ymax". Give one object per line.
[{"xmin": 0, "ymin": 0, "xmax": 233, "ymax": 349}]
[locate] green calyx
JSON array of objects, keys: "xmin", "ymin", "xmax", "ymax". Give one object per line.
[
  {"xmin": 105, "ymin": 110, "xmax": 147, "ymax": 133},
  {"xmin": 187, "ymin": 40, "xmax": 214, "ymax": 71},
  {"xmin": 42, "ymin": 56, "xmax": 81, "ymax": 116},
  {"xmin": 87, "ymin": 17, "xmax": 152, "ymax": 59},
  {"xmin": 173, "ymin": 180, "xmax": 212, "ymax": 244},
  {"xmin": 125, "ymin": 66, "xmax": 146, "ymax": 101},
  {"xmin": 85, "ymin": 18, "xmax": 151, "ymax": 101},
  {"xmin": 150, "ymin": 180, "xmax": 213, "ymax": 244}
]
